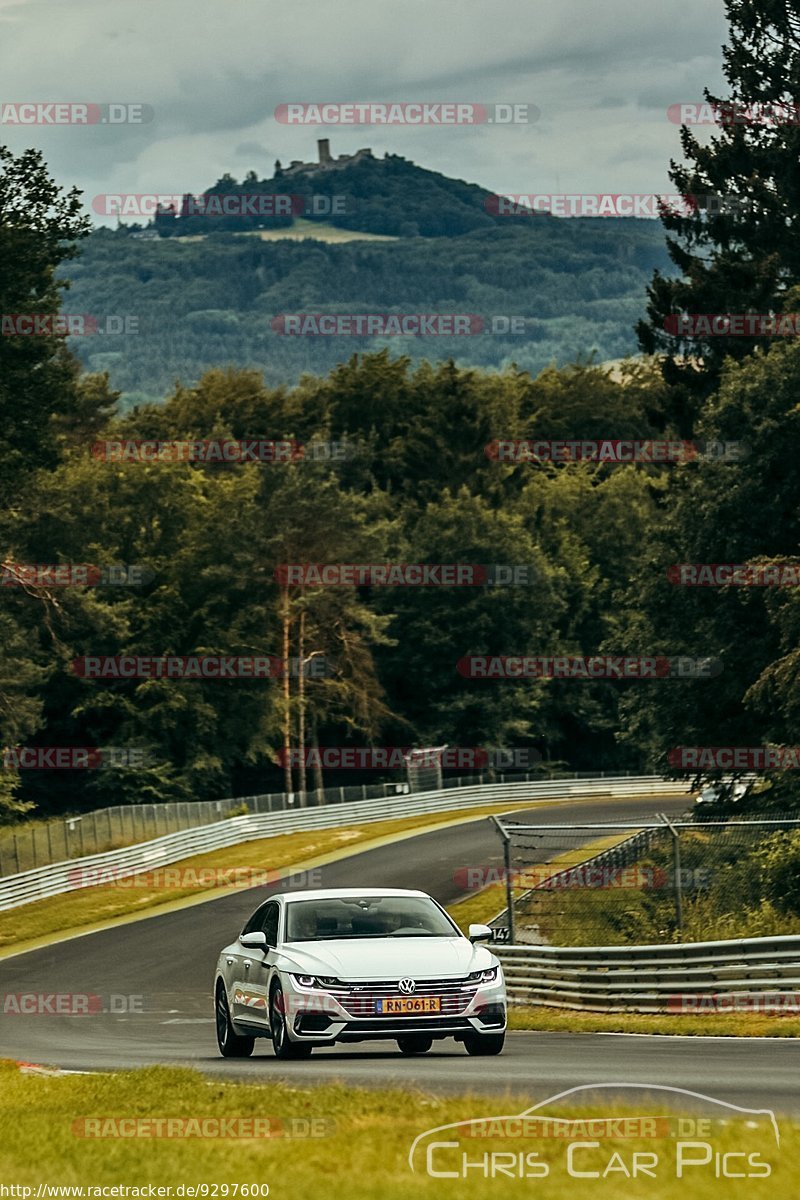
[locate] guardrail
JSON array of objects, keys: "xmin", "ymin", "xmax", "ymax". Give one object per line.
[
  {"xmin": 496, "ymin": 935, "xmax": 800, "ymax": 1012},
  {"xmin": 0, "ymin": 775, "xmax": 687, "ymax": 912},
  {"xmin": 0, "ymin": 768, "xmax": 653, "ymax": 877},
  {"xmin": 0, "ymin": 781, "xmax": 415, "ymax": 877}
]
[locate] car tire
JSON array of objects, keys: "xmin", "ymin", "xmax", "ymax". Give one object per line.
[
  {"xmin": 215, "ymin": 981, "xmax": 255, "ymax": 1058},
  {"xmin": 397, "ymin": 1035, "xmax": 433, "ymax": 1055},
  {"xmin": 270, "ymin": 982, "xmax": 313, "ymax": 1059},
  {"xmin": 463, "ymin": 1031, "xmax": 505, "ymax": 1056}
]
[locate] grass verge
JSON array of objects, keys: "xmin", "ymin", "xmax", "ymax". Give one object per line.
[
  {"xmin": 506, "ymin": 1005, "xmax": 800, "ymax": 1037},
  {"xmin": 0, "ymin": 1061, "xmax": 794, "ymax": 1199}
]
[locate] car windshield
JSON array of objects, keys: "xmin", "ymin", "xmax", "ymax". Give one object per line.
[{"xmin": 284, "ymin": 896, "xmax": 461, "ymax": 941}]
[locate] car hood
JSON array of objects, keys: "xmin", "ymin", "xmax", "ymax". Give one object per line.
[{"xmin": 277, "ymin": 937, "xmax": 495, "ymax": 980}]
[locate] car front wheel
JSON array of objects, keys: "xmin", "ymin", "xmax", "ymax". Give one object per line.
[
  {"xmin": 269, "ymin": 982, "xmax": 313, "ymax": 1059},
  {"xmin": 215, "ymin": 982, "xmax": 255, "ymax": 1058},
  {"xmin": 463, "ymin": 1030, "xmax": 505, "ymax": 1056}
]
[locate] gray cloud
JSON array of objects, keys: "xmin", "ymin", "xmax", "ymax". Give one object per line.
[{"xmin": 0, "ymin": 0, "xmax": 730, "ymax": 221}]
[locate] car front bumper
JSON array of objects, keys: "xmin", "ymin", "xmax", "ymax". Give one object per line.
[{"xmin": 281, "ymin": 973, "xmax": 507, "ymax": 1043}]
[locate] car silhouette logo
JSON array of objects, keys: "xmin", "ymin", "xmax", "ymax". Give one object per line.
[{"xmin": 398, "ymin": 978, "xmax": 416, "ymax": 994}]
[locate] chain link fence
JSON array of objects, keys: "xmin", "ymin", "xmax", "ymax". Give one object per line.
[
  {"xmin": 490, "ymin": 812, "xmax": 800, "ymax": 946},
  {"xmin": 0, "ymin": 768, "xmax": 639, "ymax": 877}
]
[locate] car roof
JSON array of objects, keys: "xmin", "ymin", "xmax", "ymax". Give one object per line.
[{"xmin": 274, "ymin": 887, "xmax": 430, "ymax": 903}]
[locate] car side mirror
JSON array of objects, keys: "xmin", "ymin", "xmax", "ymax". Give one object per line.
[
  {"xmin": 240, "ymin": 931, "xmax": 268, "ymax": 950},
  {"xmin": 468, "ymin": 923, "xmax": 493, "ymax": 944}
]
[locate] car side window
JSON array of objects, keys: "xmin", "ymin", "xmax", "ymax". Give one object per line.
[
  {"xmin": 242, "ymin": 902, "xmax": 270, "ymax": 937},
  {"xmin": 261, "ymin": 902, "xmax": 279, "ymax": 947}
]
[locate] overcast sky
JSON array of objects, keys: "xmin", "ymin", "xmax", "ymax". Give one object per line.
[{"xmin": 0, "ymin": 0, "xmax": 730, "ymax": 223}]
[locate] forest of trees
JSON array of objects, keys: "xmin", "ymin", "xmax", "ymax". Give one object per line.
[
  {"xmin": 4, "ymin": 0, "xmax": 800, "ymax": 822},
  {"xmin": 66, "ymin": 218, "xmax": 671, "ymax": 404},
  {"xmin": 3, "ymin": 324, "xmax": 799, "ymax": 819}
]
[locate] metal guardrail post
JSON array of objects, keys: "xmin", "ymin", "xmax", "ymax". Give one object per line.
[
  {"xmin": 659, "ymin": 811, "xmax": 683, "ymax": 935},
  {"xmin": 490, "ymin": 815, "xmax": 515, "ymax": 945}
]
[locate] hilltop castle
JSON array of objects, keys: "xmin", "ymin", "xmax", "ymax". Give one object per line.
[{"xmin": 280, "ymin": 140, "xmax": 374, "ymax": 177}]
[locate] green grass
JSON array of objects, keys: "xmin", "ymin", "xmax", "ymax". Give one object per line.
[
  {"xmin": 0, "ymin": 1061, "xmax": 794, "ymax": 1199},
  {"xmin": 507, "ymin": 1005, "xmax": 800, "ymax": 1037}
]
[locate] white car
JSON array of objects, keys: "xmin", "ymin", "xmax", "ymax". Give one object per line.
[
  {"xmin": 695, "ymin": 780, "xmax": 750, "ymax": 806},
  {"xmin": 214, "ymin": 887, "xmax": 506, "ymax": 1059}
]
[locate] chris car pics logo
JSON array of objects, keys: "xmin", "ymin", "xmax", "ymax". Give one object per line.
[{"xmin": 408, "ymin": 1084, "xmax": 780, "ymax": 1181}]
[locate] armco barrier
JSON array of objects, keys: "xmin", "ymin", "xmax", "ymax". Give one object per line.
[
  {"xmin": 496, "ymin": 935, "xmax": 800, "ymax": 1013},
  {"xmin": 0, "ymin": 769, "xmax": 657, "ymax": 876},
  {"xmin": 0, "ymin": 776, "xmax": 687, "ymax": 911}
]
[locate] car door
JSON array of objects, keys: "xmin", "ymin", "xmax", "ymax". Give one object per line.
[{"xmin": 231, "ymin": 900, "xmax": 278, "ymax": 1027}]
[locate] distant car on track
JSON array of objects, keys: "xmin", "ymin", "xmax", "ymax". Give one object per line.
[
  {"xmin": 214, "ymin": 887, "xmax": 506, "ymax": 1059},
  {"xmin": 695, "ymin": 780, "xmax": 750, "ymax": 806}
]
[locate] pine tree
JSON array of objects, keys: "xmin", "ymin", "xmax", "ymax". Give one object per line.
[
  {"xmin": 638, "ymin": 0, "xmax": 800, "ymax": 433},
  {"xmin": 0, "ymin": 145, "xmax": 89, "ymax": 502}
]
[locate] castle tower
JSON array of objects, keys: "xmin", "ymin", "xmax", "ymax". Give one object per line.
[{"xmin": 318, "ymin": 138, "xmax": 332, "ymax": 164}]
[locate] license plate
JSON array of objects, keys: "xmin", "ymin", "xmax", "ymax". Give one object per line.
[{"xmin": 376, "ymin": 997, "xmax": 442, "ymax": 1014}]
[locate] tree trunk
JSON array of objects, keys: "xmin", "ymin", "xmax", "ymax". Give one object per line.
[
  {"xmin": 297, "ymin": 604, "xmax": 307, "ymax": 805},
  {"xmin": 310, "ymin": 714, "xmax": 325, "ymax": 805},
  {"xmin": 281, "ymin": 580, "xmax": 293, "ymax": 795}
]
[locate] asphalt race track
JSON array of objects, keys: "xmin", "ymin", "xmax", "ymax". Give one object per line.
[{"xmin": 2, "ymin": 794, "xmax": 799, "ymax": 1113}]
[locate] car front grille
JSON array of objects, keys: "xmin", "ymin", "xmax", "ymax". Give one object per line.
[{"xmin": 330, "ymin": 976, "xmax": 478, "ymax": 1019}]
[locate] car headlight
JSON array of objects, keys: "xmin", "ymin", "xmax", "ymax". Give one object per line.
[
  {"xmin": 465, "ymin": 967, "xmax": 499, "ymax": 985},
  {"xmin": 291, "ymin": 974, "xmax": 343, "ymax": 989}
]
